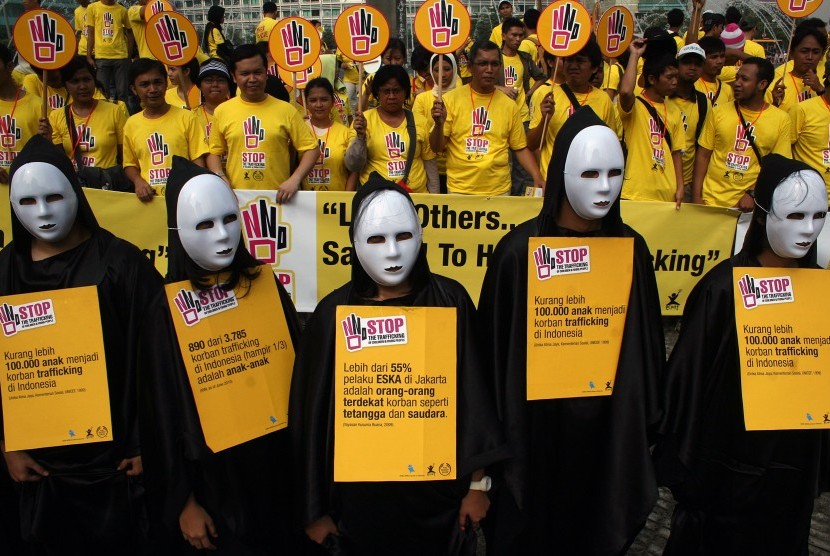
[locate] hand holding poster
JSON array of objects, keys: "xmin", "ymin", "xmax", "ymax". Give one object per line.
[
  {"xmin": 596, "ymin": 6, "xmax": 634, "ymax": 58},
  {"xmin": 146, "ymin": 11, "xmax": 198, "ymax": 66},
  {"xmin": 269, "ymin": 17, "xmax": 322, "ymax": 72}
]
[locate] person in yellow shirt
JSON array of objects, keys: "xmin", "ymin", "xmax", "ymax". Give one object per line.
[
  {"xmin": 346, "ymin": 65, "xmax": 436, "ymax": 193},
  {"xmin": 694, "ymin": 58, "xmax": 791, "ymax": 210},
  {"xmin": 740, "ymin": 18, "xmax": 766, "ymax": 59},
  {"xmin": 359, "ymin": 39, "xmax": 409, "ymax": 112},
  {"xmin": 600, "ymin": 55, "xmax": 625, "ymax": 100},
  {"xmin": 695, "ymin": 37, "xmax": 734, "ymax": 107},
  {"xmin": 22, "ymin": 72, "xmax": 69, "ymax": 112},
  {"xmin": 667, "ymin": 8, "xmax": 685, "ymax": 51},
  {"xmin": 123, "ymin": 59, "xmax": 207, "ymax": 201},
  {"xmin": 208, "ymin": 45, "xmax": 318, "ymax": 201},
  {"xmin": 203, "ymin": 6, "xmax": 228, "ymax": 59},
  {"xmin": 165, "ymin": 59, "xmax": 201, "ymax": 110},
  {"xmin": 303, "ymin": 78, "xmax": 357, "ymax": 191},
  {"xmin": 527, "ymin": 42, "xmax": 621, "ymax": 180},
  {"xmin": 337, "ymin": 48, "xmax": 360, "ymax": 116},
  {"xmin": 86, "ymin": 0, "xmax": 133, "ymax": 104},
  {"xmin": 519, "ymin": 9, "xmax": 543, "ymax": 68},
  {"xmin": 430, "ymin": 40, "xmax": 544, "ymax": 195},
  {"xmin": 192, "ymin": 59, "xmax": 231, "ymax": 148},
  {"xmin": 255, "ymin": 2, "xmax": 278, "ymax": 43},
  {"xmin": 488, "ymin": 0, "xmax": 513, "ymax": 47},
  {"xmin": 619, "ymin": 37, "xmax": 685, "ymax": 206},
  {"xmin": 769, "ymin": 24, "xmax": 827, "ymax": 114},
  {"xmin": 127, "ymin": 0, "xmax": 154, "ymax": 60},
  {"xmin": 790, "ymin": 58, "xmax": 830, "ymax": 197},
  {"xmin": 413, "ymin": 54, "xmax": 457, "ymax": 193},
  {"xmin": 75, "ymin": 0, "xmax": 91, "ymax": 57}
]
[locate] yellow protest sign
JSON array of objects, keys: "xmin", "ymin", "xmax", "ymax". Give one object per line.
[
  {"xmin": 777, "ymin": 0, "xmax": 822, "ymax": 18},
  {"xmin": 733, "ymin": 267, "xmax": 830, "ymax": 430},
  {"xmin": 146, "ymin": 11, "xmax": 199, "ymax": 66},
  {"xmin": 165, "ymin": 275, "xmax": 295, "ymax": 452},
  {"xmin": 13, "ymin": 10, "xmax": 78, "ymax": 71},
  {"xmin": 0, "ymin": 286, "xmax": 111, "ymax": 451},
  {"xmin": 414, "ymin": 0, "xmax": 472, "ymax": 55},
  {"xmin": 537, "ymin": 0, "xmax": 592, "ymax": 57},
  {"xmin": 145, "ymin": 0, "xmax": 174, "ymax": 20},
  {"xmin": 277, "ymin": 58, "xmax": 323, "ymax": 91},
  {"xmin": 526, "ymin": 237, "xmax": 633, "ymax": 400},
  {"xmin": 269, "ymin": 17, "xmax": 322, "ymax": 72},
  {"xmin": 334, "ymin": 306, "xmax": 456, "ymax": 482},
  {"xmin": 334, "ymin": 5, "xmax": 390, "ymax": 63},
  {"xmin": 596, "ymin": 6, "xmax": 634, "ymax": 58}
]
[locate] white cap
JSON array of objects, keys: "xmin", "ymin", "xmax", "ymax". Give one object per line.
[{"xmin": 677, "ymin": 44, "xmax": 706, "ymax": 60}]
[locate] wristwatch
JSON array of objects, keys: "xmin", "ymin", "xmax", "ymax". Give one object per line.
[{"xmin": 469, "ymin": 476, "xmax": 492, "ymax": 492}]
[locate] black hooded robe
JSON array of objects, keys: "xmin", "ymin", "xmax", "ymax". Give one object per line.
[
  {"xmin": 477, "ymin": 108, "xmax": 665, "ymax": 555},
  {"xmin": 0, "ymin": 136, "xmax": 172, "ymax": 554},
  {"xmin": 289, "ymin": 176, "xmax": 507, "ymax": 556}
]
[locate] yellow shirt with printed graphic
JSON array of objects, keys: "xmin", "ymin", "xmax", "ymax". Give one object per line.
[
  {"xmin": 529, "ymin": 82, "xmax": 622, "ymax": 179},
  {"xmin": 127, "ymin": 5, "xmax": 153, "ymax": 59},
  {"xmin": 442, "ymin": 84, "xmax": 526, "ymax": 196},
  {"xmin": 413, "ymin": 91, "xmax": 448, "ymax": 173},
  {"xmin": 87, "ymin": 1, "xmax": 130, "ymax": 60},
  {"xmin": 501, "ymin": 53, "xmax": 528, "ymax": 122},
  {"xmin": 699, "ymin": 102, "xmax": 791, "ymax": 208},
  {"xmin": 0, "ymin": 92, "xmax": 42, "ymax": 183},
  {"xmin": 619, "ymin": 96, "xmax": 685, "ymax": 202},
  {"xmin": 672, "ymin": 93, "xmax": 712, "ymax": 184},
  {"xmin": 766, "ymin": 67, "xmax": 817, "ymax": 114},
  {"xmin": 695, "ymin": 77, "xmax": 734, "ymax": 107},
  {"xmin": 50, "ymin": 100, "xmax": 126, "ymax": 168},
  {"xmin": 304, "ymin": 121, "xmax": 355, "ymax": 191},
  {"xmin": 22, "ymin": 74, "xmax": 69, "ymax": 112},
  {"xmin": 210, "ymin": 95, "xmax": 317, "ymax": 190},
  {"xmin": 256, "ymin": 17, "xmax": 277, "ymax": 43},
  {"xmin": 790, "ymin": 95, "xmax": 830, "ymax": 196},
  {"xmin": 75, "ymin": 4, "xmax": 89, "ymax": 56},
  {"xmin": 123, "ymin": 107, "xmax": 207, "ymax": 192},
  {"xmin": 355, "ymin": 108, "xmax": 434, "ymax": 193}
]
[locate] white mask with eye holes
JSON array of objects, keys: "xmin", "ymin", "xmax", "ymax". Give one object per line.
[
  {"xmin": 10, "ymin": 162, "xmax": 79, "ymax": 243},
  {"xmin": 176, "ymin": 175, "xmax": 242, "ymax": 272},
  {"xmin": 353, "ymin": 190, "xmax": 423, "ymax": 287},
  {"xmin": 766, "ymin": 171, "xmax": 828, "ymax": 260},
  {"xmin": 563, "ymin": 125, "xmax": 625, "ymax": 221}
]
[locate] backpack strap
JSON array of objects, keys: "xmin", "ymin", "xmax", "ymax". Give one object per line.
[
  {"xmin": 636, "ymin": 96, "xmax": 673, "ymax": 151},
  {"xmin": 399, "ymin": 110, "xmax": 417, "ymax": 189}
]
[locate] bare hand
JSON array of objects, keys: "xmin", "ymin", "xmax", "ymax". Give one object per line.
[
  {"xmin": 735, "ymin": 192, "xmax": 755, "ymax": 212},
  {"xmin": 630, "ymin": 38, "xmax": 647, "ymax": 58},
  {"xmin": 179, "ymin": 494, "xmax": 218, "ymax": 551},
  {"xmin": 353, "ymin": 112, "xmax": 367, "ymax": 138},
  {"xmin": 692, "ymin": 0, "xmax": 705, "ymax": 10},
  {"xmin": 533, "ymin": 174, "xmax": 546, "ymax": 193},
  {"xmin": 497, "ymin": 86, "xmax": 518, "ymax": 100},
  {"xmin": 458, "ymin": 490, "xmax": 490, "ymax": 532},
  {"xmin": 277, "ymin": 178, "xmax": 298, "ymax": 203},
  {"xmin": 540, "ymin": 93, "xmax": 555, "ymax": 117},
  {"xmin": 3, "ymin": 449, "xmax": 49, "ymax": 482},
  {"xmin": 117, "ymin": 455, "xmax": 142, "ymax": 476},
  {"xmin": 675, "ymin": 188, "xmax": 683, "ymax": 210},
  {"xmin": 431, "ymin": 99, "xmax": 446, "ymax": 126},
  {"xmin": 803, "ymin": 69, "xmax": 823, "ymax": 93},
  {"xmin": 771, "ymin": 78, "xmax": 785, "ymax": 106},
  {"xmin": 305, "ymin": 515, "xmax": 338, "ymax": 545},
  {"xmin": 37, "ymin": 118, "xmax": 52, "ymax": 140},
  {"xmin": 86, "ymin": 55, "xmax": 96, "ymax": 70},
  {"xmin": 134, "ymin": 179, "xmax": 154, "ymax": 203}
]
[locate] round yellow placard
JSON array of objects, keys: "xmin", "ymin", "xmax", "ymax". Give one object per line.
[
  {"xmin": 145, "ymin": 0, "xmax": 174, "ymax": 21},
  {"xmin": 146, "ymin": 11, "xmax": 199, "ymax": 66},
  {"xmin": 13, "ymin": 10, "xmax": 77, "ymax": 70},
  {"xmin": 278, "ymin": 58, "xmax": 323, "ymax": 91},
  {"xmin": 269, "ymin": 17, "xmax": 322, "ymax": 72},
  {"xmin": 537, "ymin": 0, "xmax": 592, "ymax": 57},
  {"xmin": 414, "ymin": 0, "xmax": 472, "ymax": 55},
  {"xmin": 334, "ymin": 5, "xmax": 390, "ymax": 63},
  {"xmin": 596, "ymin": 6, "xmax": 634, "ymax": 58},
  {"xmin": 777, "ymin": 0, "xmax": 822, "ymax": 18}
]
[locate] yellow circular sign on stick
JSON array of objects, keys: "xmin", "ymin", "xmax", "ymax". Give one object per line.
[
  {"xmin": 277, "ymin": 58, "xmax": 323, "ymax": 91},
  {"xmin": 414, "ymin": 0, "xmax": 472, "ymax": 55},
  {"xmin": 146, "ymin": 11, "xmax": 198, "ymax": 66},
  {"xmin": 334, "ymin": 5, "xmax": 390, "ymax": 63},
  {"xmin": 145, "ymin": 0, "xmax": 174, "ymax": 20},
  {"xmin": 596, "ymin": 6, "xmax": 634, "ymax": 58},
  {"xmin": 269, "ymin": 17, "xmax": 322, "ymax": 72},
  {"xmin": 538, "ymin": 0, "xmax": 592, "ymax": 57},
  {"xmin": 13, "ymin": 10, "xmax": 77, "ymax": 70},
  {"xmin": 777, "ymin": 0, "xmax": 822, "ymax": 18}
]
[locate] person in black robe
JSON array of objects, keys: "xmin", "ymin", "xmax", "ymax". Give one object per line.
[
  {"xmin": 654, "ymin": 154, "xmax": 830, "ymax": 555},
  {"xmin": 138, "ymin": 156, "xmax": 305, "ymax": 555},
  {"xmin": 477, "ymin": 107, "xmax": 665, "ymax": 555},
  {"xmin": 0, "ymin": 135, "xmax": 169, "ymax": 555},
  {"xmin": 290, "ymin": 174, "xmax": 507, "ymax": 556}
]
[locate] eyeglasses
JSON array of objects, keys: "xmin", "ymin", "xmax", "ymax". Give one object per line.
[{"xmin": 473, "ymin": 61, "xmax": 501, "ymax": 68}]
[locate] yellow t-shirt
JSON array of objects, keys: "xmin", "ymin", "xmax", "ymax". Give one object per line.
[
  {"xmin": 209, "ymin": 95, "xmax": 317, "ymax": 189},
  {"xmin": 304, "ymin": 121, "xmax": 355, "ymax": 191},
  {"xmin": 699, "ymin": 102, "xmax": 791, "ymax": 207},
  {"xmin": 360, "ymin": 73, "xmax": 415, "ymax": 111},
  {"xmin": 22, "ymin": 74, "xmax": 69, "ymax": 112},
  {"xmin": 744, "ymin": 40, "xmax": 766, "ymax": 59},
  {"xmin": 192, "ymin": 105, "xmax": 214, "ymax": 148},
  {"xmin": 337, "ymin": 49, "xmax": 359, "ymax": 84},
  {"xmin": 49, "ymin": 100, "xmax": 126, "ymax": 168},
  {"xmin": 766, "ymin": 67, "xmax": 816, "ymax": 114},
  {"xmin": 0, "ymin": 92, "xmax": 42, "ymax": 182},
  {"xmin": 123, "ymin": 107, "xmax": 207, "ymax": 191},
  {"xmin": 75, "ymin": 5, "xmax": 89, "ymax": 56},
  {"xmin": 87, "ymin": 1, "xmax": 130, "ymax": 60},
  {"xmin": 789, "ymin": 95, "xmax": 830, "ymax": 196},
  {"xmin": 719, "ymin": 65, "xmax": 738, "ymax": 85},
  {"xmin": 413, "ymin": 91, "xmax": 449, "ymax": 173},
  {"xmin": 601, "ymin": 61, "xmax": 623, "ymax": 92},
  {"xmin": 695, "ymin": 77, "xmax": 734, "ymax": 107},
  {"xmin": 619, "ymin": 96, "xmax": 686, "ymax": 202},
  {"xmin": 673, "ymin": 34, "xmax": 684, "ymax": 52},
  {"xmin": 519, "ymin": 35, "xmax": 540, "ymax": 66},
  {"xmin": 489, "ymin": 25, "xmax": 503, "ymax": 47},
  {"xmin": 529, "ymin": 82, "xmax": 622, "ymax": 179},
  {"xmin": 127, "ymin": 5, "xmax": 153, "ymax": 60},
  {"xmin": 501, "ymin": 53, "xmax": 528, "ymax": 122},
  {"xmin": 671, "ymin": 93, "xmax": 712, "ymax": 184},
  {"xmin": 165, "ymin": 86, "xmax": 201, "ymax": 110},
  {"xmin": 256, "ymin": 17, "xmax": 277, "ymax": 43},
  {"xmin": 442, "ymin": 84, "xmax": 527, "ymax": 195},
  {"xmin": 206, "ymin": 28, "xmax": 225, "ymax": 58},
  {"xmin": 355, "ymin": 108, "xmax": 434, "ymax": 193}
]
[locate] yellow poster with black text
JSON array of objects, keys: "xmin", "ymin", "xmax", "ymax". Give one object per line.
[
  {"xmin": 0, "ymin": 286, "xmax": 112, "ymax": 451},
  {"xmin": 733, "ymin": 267, "xmax": 830, "ymax": 430},
  {"xmin": 334, "ymin": 306, "xmax": 456, "ymax": 482},
  {"xmin": 526, "ymin": 238, "xmax": 633, "ymax": 400},
  {"xmin": 165, "ymin": 277, "xmax": 295, "ymax": 452}
]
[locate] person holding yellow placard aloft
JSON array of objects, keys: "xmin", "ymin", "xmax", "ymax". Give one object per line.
[
  {"xmin": 291, "ymin": 174, "xmax": 506, "ymax": 555},
  {"xmin": 0, "ymin": 136, "xmax": 172, "ymax": 554},
  {"xmin": 655, "ymin": 154, "xmax": 830, "ymax": 554},
  {"xmin": 477, "ymin": 107, "xmax": 664, "ymax": 555}
]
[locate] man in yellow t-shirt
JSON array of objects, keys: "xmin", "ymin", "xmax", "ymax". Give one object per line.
[
  {"xmin": 695, "ymin": 37, "xmax": 733, "ymax": 107},
  {"xmin": 790, "ymin": 60, "xmax": 830, "ymax": 197},
  {"xmin": 694, "ymin": 58, "xmax": 790, "ymax": 210},
  {"xmin": 768, "ymin": 24, "xmax": 827, "ymax": 114},
  {"xmin": 671, "ymin": 44, "xmax": 712, "ymax": 197},
  {"xmin": 255, "ymin": 2, "xmax": 278, "ymax": 43},
  {"xmin": 519, "ymin": 9, "xmax": 542, "ymax": 67},
  {"xmin": 488, "ymin": 1, "xmax": 513, "ymax": 47},
  {"xmin": 208, "ymin": 45, "xmax": 318, "ymax": 201},
  {"xmin": 86, "ymin": 0, "xmax": 133, "ymax": 104},
  {"xmin": 618, "ymin": 39, "xmax": 685, "ymax": 206},
  {"xmin": 740, "ymin": 18, "xmax": 766, "ymax": 59},
  {"xmin": 127, "ymin": 0, "xmax": 156, "ymax": 60},
  {"xmin": 123, "ymin": 59, "xmax": 207, "ymax": 201},
  {"xmin": 75, "ymin": 0, "xmax": 91, "ymax": 57},
  {"xmin": 430, "ymin": 41, "xmax": 544, "ymax": 196},
  {"xmin": 667, "ymin": 9, "xmax": 685, "ymax": 52}
]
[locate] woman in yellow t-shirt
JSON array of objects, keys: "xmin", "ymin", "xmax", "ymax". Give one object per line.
[
  {"xmin": 413, "ymin": 54, "xmax": 457, "ymax": 193},
  {"xmin": 302, "ymin": 78, "xmax": 357, "ymax": 191},
  {"xmin": 359, "ymin": 38, "xmax": 410, "ymax": 112},
  {"xmin": 166, "ymin": 58, "xmax": 201, "ymax": 110},
  {"xmin": 192, "ymin": 58, "xmax": 231, "ymax": 148},
  {"xmin": 202, "ymin": 6, "xmax": 227, "ymax": 59}
]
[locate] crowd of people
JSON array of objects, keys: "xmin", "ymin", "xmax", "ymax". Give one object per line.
[{"xmin": 1, "ymin": 0, "xmax": 830, "ymax": 555}]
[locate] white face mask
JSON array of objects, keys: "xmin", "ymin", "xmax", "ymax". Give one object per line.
[
  {"xmin": 563, "ymin": 126, "xmax": 625, "ymax": 221},
  {"xmin": 176, "ymin": 175, "xmax": 242, "ymax": 271},
  {"xmin": 766, "ymin": 171, "xmax": 828, "ymax": 259},
  {"xmin": 10, "ymin": 162, "xmax": 79, "ymax": 243},
  {"xmin": 353, "ymin": 190, "xmax": 422, "ymax": 288}
]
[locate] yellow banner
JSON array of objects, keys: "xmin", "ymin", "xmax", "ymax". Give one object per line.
[
  {"xmin": 165, "ymin": 276, "xmax": 295, "ymax": 452},
  {"xmin": 526, "ymin": 238, "xmax": 633, "ymax": 399},
  {"xmin": 334, "ymin": 306, "xmax": 456, "ymax": 482},
  {"xmin": 733, "ymin": 268, "xmax": 830, "ymax": 430},
  {"xmin": 0, "ymin": 286, "xmax": 112, "ymax": 451}
]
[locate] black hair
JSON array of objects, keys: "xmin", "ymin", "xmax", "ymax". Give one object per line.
[
  {"xmin": 411, "ymin": 45, "xmax": 432, "ymax": 72},
  {"xmin": 566, "ymin": 36, "xmax": 602, "ymax": 68},
  {"xmin": 502, "ymin": 16, "xmax": 525, "ymax": 34},
  {"xmin": 698, "ymin": 36, "xmax": 726, "ymax": 56},
  {"xmin": 371, "ymin": 64, "xmax": 411, "ymax": 101},
  {"xmin": 741, "ymin": 57, "xmax": 774, "ymax": 92},
  {"xmin": 702, "ymin": 13, "xmax": 725, "ymax": 32},
  {"xmin": 304, "ymin": 76, "xmax": 334, "ymax": 98},
  {"xmin": 59, "ymin": 55, "xmax": 95, "ymax": 84},
  {"xmin": 231, "ymin": 44, "xmax": 268, "ymax": 73},
  {"xmin": 207, "ymin": 5, "xmax": 224, "ymax": 25},
  {"xmin": 524, "ymin": 9, "xmax": 540, "ymax": 30},
  {"xmin": 666, "ymin": 8, "xmax": 684, "ymax": 28},
  {"xmin": 642, "ymin": 54, "xmax": 678, "ymax": 88},
  {"xmin": 129, "ymin": 58, "xmax": 167, "ymax": 85},
  {"xmin": 262, "ymin": 2, "xmax": 276, "ymax": 14},
  {"xmin": 177, "ymin": 57, "xmax": 200, "ymax": 81},
  {"xmin": 470, "ymin": 40, "xmax": 500, "ymax": 63},
  {"xmin": 791, "ymin": 24, "xmax": 828, "ymax": 54},
  {"xmin": 383, "ymin": 38, "xmax": 407, "ymax": 63},
  {"xmin": 0, "ymin": 44, "xmax": 12, "ymax": 66},
  {"xmin": 310, "ymin": 19, "xmax": 321, "ymax": 27},
  {"xmin": 725, "ymin": 6, "xmax": 741, "ymax": 25},
  {"xmin": 797, "ymin": 17, "xmax": 827, "ymax": 30}
]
